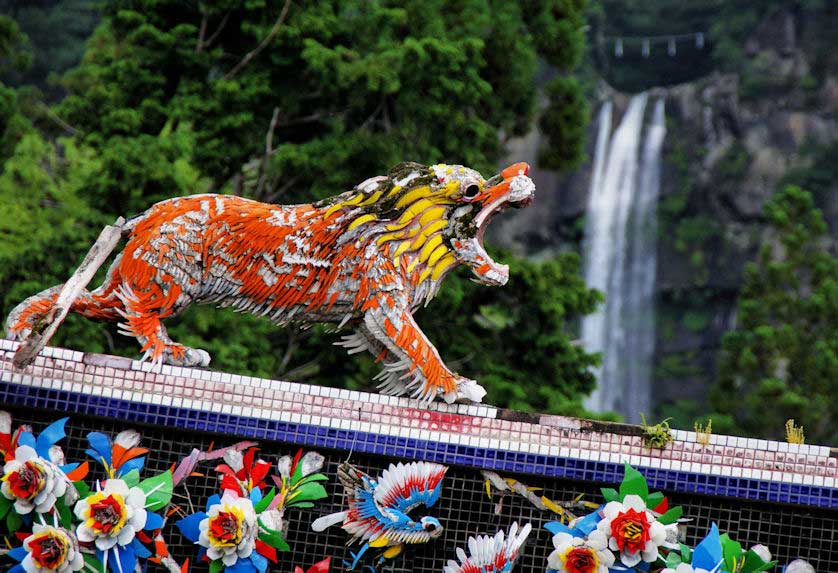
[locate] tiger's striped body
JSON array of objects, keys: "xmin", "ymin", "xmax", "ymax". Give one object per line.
[{"xmin": 6, "ymin": 162, "xmax": 534, "ymax": 404}]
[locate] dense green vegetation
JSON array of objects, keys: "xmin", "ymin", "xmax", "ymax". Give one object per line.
[
  {"xmin": 711, "ymin": 186, "xmax": 838, "ymax": 444},
  {"xmin": 0, "ymin": 1, "xmax": 600, "ymax": 415}
]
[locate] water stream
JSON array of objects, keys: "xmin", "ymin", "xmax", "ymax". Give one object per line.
[{"xmin": 581, "ymin": 94, "xmax": 667, "ymax": 422}]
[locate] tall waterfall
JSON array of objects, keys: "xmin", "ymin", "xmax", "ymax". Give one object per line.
[{"xmin": 581, "ymin": 94, "xmax": 667, "ymax": 422}]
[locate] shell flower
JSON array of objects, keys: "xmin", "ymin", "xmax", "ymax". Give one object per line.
[
  {"xmin": 198, "ymin": 491, "xmax": 259, "ymax": 566},
  {"xmin": 596, "ymin": 494, "xmax": 675, "ymax": 567},
  {"xmin": 2, "ymin": 446, "xmax": 68, "ymax": 515},
  {"xmin": 547, "ymin": 531, "xmax": 614, "ymax": 573},
  {"xmin": 0, "ymin": 417, "xmax": 88, "ymax": 517},
  {"xmin": 74, "ymin": 478, "xmax": 148, "ymax": 551},
  {"xmin": 5, "ymin": 523, "xmax": 85, "ymax": 573},
  {"xmin": 72, "ymin": 430, "xmax": 171, "ymax": 573},
  {"xmin": 178, "ymin": 448, "xmax": 329, "ymax": 572}
]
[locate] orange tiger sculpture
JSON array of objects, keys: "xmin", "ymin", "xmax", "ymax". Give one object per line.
[{"xmin": 5, "ymin": 162, "xmax": 534, "ymax": 403}]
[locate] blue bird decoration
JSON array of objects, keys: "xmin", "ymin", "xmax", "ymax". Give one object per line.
[{"xmin": 311, "ymin": 461, "xmax": 448, "ymax": 570}]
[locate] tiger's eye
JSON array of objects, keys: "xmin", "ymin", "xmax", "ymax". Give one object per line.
[{"xmin": 462, "ymin": 184, "xmax": 480, "ymax": 200}]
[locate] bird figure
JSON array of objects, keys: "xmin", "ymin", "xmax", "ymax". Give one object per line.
[
  {"xmin": 443, "ymin": 522, "xmax": 532, "ymax": 573},
  {"xmin": 312, "ymin": 461, "xmax": 447, "ymax": 570}
]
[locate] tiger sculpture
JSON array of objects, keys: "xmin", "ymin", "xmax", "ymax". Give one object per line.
[{"xmin": 5, "ymin": 162, "xmax": 534, "ymax": 404}]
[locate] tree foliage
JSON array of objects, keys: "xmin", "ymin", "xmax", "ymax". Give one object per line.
[
  {"xmin": 0, "ymin": 0, "xmax": 597, "ymax": 415},
  {"xmin": 711, "ymin": 186, "xmax": 838, "ymax": 443}
]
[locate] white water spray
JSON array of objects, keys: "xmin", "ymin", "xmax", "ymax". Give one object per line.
[{"xmin": 581, "ymin": 94, "xmax": 666, "ymax": 422}]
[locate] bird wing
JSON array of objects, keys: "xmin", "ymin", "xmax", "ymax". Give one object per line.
[
  {"xmin": 442, "ymin": 522, "xmax": 532, "ymax": 573},
  {"xmin": 373, "ymin": 461, "xmax": 447, "ymax": 514}
]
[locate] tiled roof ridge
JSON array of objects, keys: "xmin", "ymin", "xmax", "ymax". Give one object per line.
[{"xmin": 1, "ymin": 340, "xmax": 836, "ymax": 508}]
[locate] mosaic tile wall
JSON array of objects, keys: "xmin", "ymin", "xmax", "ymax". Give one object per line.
[{"xmin": 1, "ymin": 340, "xmax": 836, "ymax": 570}]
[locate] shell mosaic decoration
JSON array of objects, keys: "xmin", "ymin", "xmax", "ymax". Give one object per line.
[
  {"xmin": 312, "ymin": 461, "xmax": 448, "ymax": 570},
  {"xmin": 5, "ymin": 162, "xmax": 534, "ymax": 404},
  {"xmin": 0, "ymin": 413, "xmax": 803, "ymax": 573},
  {"xmin": 443, "ymin": 522, "xmax": 532, "ymax": 573}
]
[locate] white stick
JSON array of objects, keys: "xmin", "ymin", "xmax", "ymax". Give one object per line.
[{"xmin": 13, "ymin": 217, "xmax": 126, "ymax": 369}]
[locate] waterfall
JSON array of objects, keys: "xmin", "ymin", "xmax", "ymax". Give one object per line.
[{"xmin": 581, "ymin": 93, "xmax": 667, "ymax": 422}]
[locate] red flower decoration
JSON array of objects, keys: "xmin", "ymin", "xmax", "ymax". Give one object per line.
[
  {"xmin": 609, "ymin": 508, "xmax": 651, "ymax": 555},
  {"xmin": 563, "ymin": 547, "xmax": 599, "ymax": 573},
  {"xmin": 89, "ymin": 494, "xmax": 126, "ymax": 534},
  {"xmin": 5, "ymin": 460, "xmax": 45, "ymax": 500},
  {"xmin": 29, "ymin": 530, "xmax": 70, "ymax": 569},
  {"xmin": 215, "ymin": 448, "xmax": 271, "ymax": 494},
  {"xmin": 209, "ymin": 511, "xmax": 241, "ymax": 545}
]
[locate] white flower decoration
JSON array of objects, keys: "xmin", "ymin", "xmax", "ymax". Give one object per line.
[
  {"xmin": 21, "ymin": 524, "xmax": 84, "ymax": 573},
  {"xmin": 198, "ymin": 491, "xmax": 258, "ymax": 566},
  {"xmin": 547, "ymin": 531, "xmax": 614, "ymax": 573},
  {"xmin": 74, "ymin": 479, "xmax": 148, "ymax": 551},
  {"xmin": 595, "ymin": 494, "xmax": 677, "ymax": 567},
  {"xmin": 1, "ymin": 445, "xmax": 68, "ymax": 514}
]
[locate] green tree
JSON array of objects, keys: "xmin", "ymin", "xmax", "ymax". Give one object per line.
[
  {"xmin": 711, "ymin": 186, "xmax": 838, "ymax": 443},
  {"xmin": 0, "ymin": 0, "xmax": 597, "ymax": 414}
]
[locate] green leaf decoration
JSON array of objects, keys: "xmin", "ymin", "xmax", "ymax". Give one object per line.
[
  {"xmin": 286, "ymin": 501, "xmax": 315, "ymax": 509},
  {"xmin": 721, "ymin": 534, "xmax": 743, "ymax": 570},
  {"xmin": 665, "ymin": 550, "xmax": 682, "ymax": 569},
  {"xmin": 258, "ymin": 518, "xmax": 291, "ymax": 552},
  {"xmin": 600, "ymin": 487, "xmax": 619, "ymax": 502},
  {"xmin": 295, "ymin": 473, "xmax": 329, "ymax": 485},
  {"xmin": 646, "ymin": 491, "xmax": 664, "ymax": 509},
  {"xmin": 618, "ymin": 463, "xmax": 649, "ymax": 502},
  {"xmin": 287, "ymin": 482, "xmax": 327, "ymax": 506},
  {"xmin": 209, "ymin": 559, "xmax": 224, "ymax": 573},
  {"xmin": 82, "ymin": 553, "xmax": 103, "ymax": 573},
  {"xmin": 138, "ymin": 470, "xmax": 173, "ymax": 511},
  {"xmin": 74, "ymin": 480, "xmax": 91, "ymax": 499},
  {"xmin": 122, "ymin": 469, "xmax": 140, "ymax": 488},
  {"xmin": 55, "ymin": 496, "xmax": 73, "ymax": 528},
  {"xmin": 6, "ymin": 509, "xmax": 23, "ymax": 533},
  {"xmin": 291, "ymin": 468, "xmax": 303, "ymax": 486},
  {"xmin": 743, "ymin": 549, "xmax": 777, "ymax": 572},
  {"xmin": 0, "ymin": 496, "xmax": 11, "ymax": 520},
  {"xmin": 657, "ymin": 506, "xmax": 683, "ymax": 525},
  {"xmin": 254, "ymin": 487, "xmax": 276, "ymax": 513}
]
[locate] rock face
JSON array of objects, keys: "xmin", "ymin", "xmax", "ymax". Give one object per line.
[{"xmin": 491, "ymin": 9, "xmax": 838, "ymax": 417}]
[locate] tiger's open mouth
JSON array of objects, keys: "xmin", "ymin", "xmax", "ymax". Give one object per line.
[{"xmin": 451, "ymin": 163, "xmax": 535, "ymax": 286}]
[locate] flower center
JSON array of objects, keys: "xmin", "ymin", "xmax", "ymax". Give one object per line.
[
  {"xmin": 89, "ymin": 494, "xmax": 126, "ymax": 535},
  {"xmin": 562, "ymin": 547, "xmax": 599, "ymax": 573},
  {"xmin": 610, "ymin": 508, "xmax": 651, "ymax": 554},
  {"xmin": 30, "ymin": 533, "xmax": 69, "ymax": 570},
  {"xmin": 5, "ymin": 460, "xmax": 46, "ymax": 500},
  {"xmin": 209, "ymin": 511, "xmax": 242, "ymax": 546}
]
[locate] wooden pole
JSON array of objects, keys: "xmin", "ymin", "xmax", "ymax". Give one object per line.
[{"xmin": 13, "ymin": 217, "xmax": 126, "ymax": 369}]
